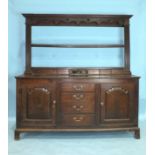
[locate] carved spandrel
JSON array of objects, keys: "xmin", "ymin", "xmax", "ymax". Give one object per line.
[
  {"xmin": 28, "ymin": 87, "xmax": 50, "ymax": 94},
  {"xmin": 27, "ymin": 88, "xmax": 51, "ymax": 108},
  {"xmin": 106, "ymin": 87, "xmax": 128, "ymax": 95},
  {"xmin": 104, "ymin": 87, "xmax": 129, "ymax": 119}
]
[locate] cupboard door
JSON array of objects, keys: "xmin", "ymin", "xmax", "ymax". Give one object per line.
[
  {"xmin": 100, "ymin": 82, "xmax": 138, "ymax": 127},
  {"xmin": 18, "ymin": 80, "xmax": 56, "ymax": 128},
  {"xmin": 26, "ymin": 87, "xmax": 53, "ymax": 119}
]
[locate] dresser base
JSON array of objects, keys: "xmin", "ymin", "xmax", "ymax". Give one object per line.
[{"xmin": 15, "ymin": 76, "xmax": 140, "ymax": 140}]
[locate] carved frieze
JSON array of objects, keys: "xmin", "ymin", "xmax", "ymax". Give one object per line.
[{"xmin": 25, "ymin": 15, "xmax": 129, "ymax": 27}]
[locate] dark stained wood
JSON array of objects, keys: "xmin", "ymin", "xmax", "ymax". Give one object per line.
[
  {"xmin": 15, "ymin": 126, "xmax": 139, "ymax": 132},
  {"xmin": 61, "ymin": 114, "xmax": 95, "ymax": 126},
  {"xmin": 23, "ymin": 14, "xmax": 132, "ymax": 18},
  {"xmin": 15, "ymin": 77, "xmax": 140, "ymax": 139},
  {"xmin": 31, "ymin": 43, "xmax": 125, "ymax": 48},
  {"xmin": 134, "ymin": 128, "xmax": 140, "ymax": 139},
  {"xmin": 61, "ymin": 92, "xmax": 95, "ymax": 114},
  {"xmin": 15, "ymin": 14, "xmax": 140, "ymax": 140},
  {"xmin": 100, "ymin": 82, "xmax": 138, "ymax": 126},
  {"xmin": 16, "ymin": 80, "xmax": 56, "ymax": 129},
  {"xmin": 15, "ymin": 130, "xmax": 20, "ymax": 140},
  {"xmin": 14, "ymin": 127, "xmax": 140, "ymax": 139},
  {"xmin": 124, "ymin": 21, "xmax": 130, "ymax": 69},
  {"xmin": 30, "ymin": 68, "xmax": 131, "ymax": 76},
  {"xmin": 26, "ymin": 87, "xmax": 52, "ymax": 119},
  {"xmin": 61, "ymin": 101, "xmax": 95, "ymax": 114},
  {"xmin": 61, "ymin": 83, "xmax": 95, "ymax": 92},
  {"xmin": 23, "ymin": 14, "xmax": 132, "ymax": 74},
  {"xmin": 25, "ymin": 24, "xmax": 32, "ymax": 74},
  {"xmin": 61, "ymin": 92, "xmax": 94, "ymax": 104},
  {"xmin": 23, "ymin": 14, "xmax": 132, "ymax": 27}
]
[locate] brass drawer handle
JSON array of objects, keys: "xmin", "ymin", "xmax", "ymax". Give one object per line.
[
  {"xmin": 72, "ymin": 105, "xmax": 77, "ymax": 109},
  {"xmin": 72, "ymin": 105, "xmax": 84, "ymax": 111},
  {"xmin": 80, "ymin": 105, "xmax": 84, "ymax": 108},
  {"xmin": 53, "ymin": 100, "xmax": 56, "ymax": 104},
  {"xmin": 73, "ymin": 85, "xmax": 84, "ymax": 91},
  {"xmin": 73, "ymin": 94, "xmax": 84, "ymax": 100},
  {"xmin": 73, "ymin": 116, "xmax": 83, "ymax": 122}
]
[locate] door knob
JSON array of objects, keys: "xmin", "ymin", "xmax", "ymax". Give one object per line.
[{"xmin": 52, "ymin": 100, "xmax": 56, "ymax": 109}]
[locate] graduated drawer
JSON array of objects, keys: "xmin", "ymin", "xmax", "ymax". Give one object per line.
[
  {"xmin": 61, "ymin": 92, "xmax": 95, "ymax": 103},
  {"xmin": 61, "ymin": 83, "xmax": 95, "ymax": 92},
  {"xmin": 61, "ymin": 101, "xmax": 95, "ymax": 113},
  {"xmin": 62, "ymin": 114, "xmax": 95, "ymax": 126}
]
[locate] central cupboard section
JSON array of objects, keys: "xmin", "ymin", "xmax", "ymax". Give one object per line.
[{"xmin": 60, "ymin": 83, "xmax": 96, "ymax": 127}]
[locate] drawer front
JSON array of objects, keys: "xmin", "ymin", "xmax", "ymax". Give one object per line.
[
  {"xmin": 62, "ymin": 114, "xmax": 95, "ymax": 126},
  {"xmin": 61, "ymin": 83, "xmax": 95, "ymax": 92},
  {"xmin": 61, "ymin": 102, "xmax": 95, "ymax": 113},
  {"xmin": 61, "ymin": 93, "xmax": 95, "ymax": 103}
]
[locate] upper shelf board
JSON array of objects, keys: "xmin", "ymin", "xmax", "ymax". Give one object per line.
[{"xmin": 31, "ymin": 43, "xmax": 125, "ymax": 48}]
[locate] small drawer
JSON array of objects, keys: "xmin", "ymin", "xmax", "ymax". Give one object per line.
[
  {"xmin": 61, "ymin": 83, "xmax": 95, "ymax": 92},
  {"xmin": 61, "ymin": 93, "xmax": 95, "ymax": 103},
  {"xmin": 62, "ymin": 114, "xmax": 95, "ymax": 126},
  {"xmin": 61, "ymin": 102, "xmax": 95, "ymax": 114}
]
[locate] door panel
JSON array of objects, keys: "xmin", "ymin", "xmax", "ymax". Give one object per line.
[
  {"xmin": 26, "ymin": 87, "xmax": 51, "ymax": 119},
  {"xmin": 20, "ymin": 80, "xmax": 56, "ymax": 128},
  {"xmin": 105, "ymin": 87, "xmax": 129, "ymax": 120},
  {"xmin": 100, "ymin": 82, "xmax": 137, "ymax": 126}
]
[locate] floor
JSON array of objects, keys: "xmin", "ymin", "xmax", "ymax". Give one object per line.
[{"xmin": 8, "ymin": 119, "xmax": 145, "ymax": 155}]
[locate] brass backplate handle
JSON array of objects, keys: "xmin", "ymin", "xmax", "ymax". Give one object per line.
[
  {"xmin": 73, "ymin": 85, "xmax": 84, "ymax": 91},
  {"xmin": 73, "ymin": 116, "xmax": 83, "ymax": 122},
  {"xmin": 72, "ymin": 105, "xmax": 84, "ymax": 111},
  {"xmin": 73, "ymin": 94, "xmax": 84, "ymax": 100}
]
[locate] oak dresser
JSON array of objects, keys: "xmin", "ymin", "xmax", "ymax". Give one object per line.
[{"xmin": 15, "ymin": 14, "xmax": 140, "ymax": 140}]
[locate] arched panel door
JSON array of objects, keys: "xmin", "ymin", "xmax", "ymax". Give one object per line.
[
  {"xmin": 19, "ymin": 80, "xmax": 56, "ymax": 128},
  {"xmin": 100, "ymin": 82, "xmax": 138, "ymax": 127},
  {"xmin": 26, "ymin": 87, "xmax": 52, "ymax": 119}
]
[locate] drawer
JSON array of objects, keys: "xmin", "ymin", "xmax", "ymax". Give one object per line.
[
  {"xmin": 62, "ymin": 114, "xmax": 95, "ymax": 126},
  {"xmin": 61, "ymin": 92, "xmax": 95, "ymax": 103},
  {"xmin": 61, "ymin": 102, "xmax": 95, "ymax": 113},
  {"xmin": 61, "ymin": 83, "xmax": 95, "ymax": 92}
]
